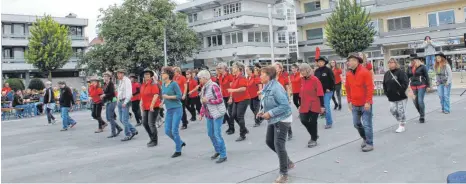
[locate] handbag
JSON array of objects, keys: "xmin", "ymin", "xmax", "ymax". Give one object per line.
[{"xmin": 389, "ymin": 71, "xmax": 415, "ymax": 99}]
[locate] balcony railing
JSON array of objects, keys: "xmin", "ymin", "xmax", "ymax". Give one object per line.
[
  {"xmin": 200, "ymin": 42, "xmax": 288, "ymax": 52},
  {"xmin": 2, "ymin": 57, "xmax": 26, "ymax": 63},
  {"xmin": 379, "ymin": 22, "xmax": 466, "ymax": 38},
  {"xmin": 2, "ymin": 34, "xmax": 87, "ymax": 40},
  {"xmin": 189, "ymin": 11, "xmax": 286, "ymax": 27}
]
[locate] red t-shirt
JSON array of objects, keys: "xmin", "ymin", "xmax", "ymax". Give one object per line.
[
  {"xmin": 230, "ymin": 74, "xmax": 250, "ymax": 102},
  {"xmin": 187, "ymin": 78, "xmax": 199, "ymax": 98},
  {"xmin": 247, "ymin": 75, "xmax": 260, "ymax": 99},
  {"xmin": 2, "ymin": 87, "xmax": 11, "ymax": 93},
  {"xmin": 290, "ymin": 72, "xmax": 301, "ymax": 94},
  {"xmin": 364, "ymin": 62, "xmax": 373, "ymax": 71},
  {"xmin": 89, "ymin": 85, "xmax": 103, "ymax": 103},
  {"xmin": 299, "ymin": 76, "xmax": 324, "ymax": 113},
  {"xmin": 218, "ymin": 73, "xmax": 234, "ymax": 98},
  {"xmin": 131, "ymin": 82, "xmax": 141, "ymax": 101},
  {"xmin": 277, "ymin": 71, "xmax": 289, "ymax": 89},
  {"xmin": 211, "ymin": 77, "xmax": 217, "ymax": 83},
  {"xmin": 174, "ymin": 74, "xmax": 187, "ymax": 95},
  {"xmin": 333, "ymin": 68, "xmax": 342, "ymax": 84},
  {"xmin": 140, "ymin": 80, "xmax": 161, "ymax": 110}
]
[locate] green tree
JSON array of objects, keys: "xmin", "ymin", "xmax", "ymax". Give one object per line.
[
  {"xmin": 325, "ymin": 0, "xmax": 376, "ymax": 58},
  {"xmin": 27, "ymin": 78, "xmax": 46, "ymax": 91},
  {"xmin": 6, "ymin": 78, "xmax": 25, "ymax": 91},
  {"xmin": 25, "ymin": 15, "xmax": 73, "ymax": 81},
  {"xmin": 79, "ymin": 0, "xmax": 200, "ymax": 73}
]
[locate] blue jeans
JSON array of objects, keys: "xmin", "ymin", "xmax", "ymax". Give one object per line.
[
  {"xmin": 324, "ymin": 91, "xmax": 333, "ymax": 125},
  {"xmin": 412, "ymin": 88, "xmax": 426, "ymax": 118},
  {"xmin": 106, "ymin": 102, "xmax": 119, "ymax": 135},
  {"xmin": 351, "ymin": 105, "xmax": 373, "ymax": 146},
  {"xmin": 14, "ymin": 105, "xmax": 32, "ymax": 118},
  {"xmin": 165, "ymin": 107, "xmax": 184, "ymax": 152},
  {"xmin": 117, "ymin": 101, "xmax": 137, "ymax": 136},
  {"xmin": 61, "ymin": 107, "xmax": 76, "ymax": 129},
  {"xmin": 437, "ymin": 84, "xmax": 451, "ymax": 113},
  {"xmin": 207, "ymin": 116, "xmax": 227, "ymax": 158},
  {"xmin": 425, "ymin": 55, "xmax": 435, "ymax": 71}
]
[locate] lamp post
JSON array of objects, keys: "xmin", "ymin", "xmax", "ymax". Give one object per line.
[
  {"xmin": 164, "ymin": 27, "xmax": 168, "ymax": 67},
  {"xmin": 268, "ymin": 4, "xmax": 275, "ymax": 64}
]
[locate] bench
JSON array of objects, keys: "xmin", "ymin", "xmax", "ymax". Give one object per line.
[{"xmin": 1, "ymin": 108, "xmax": 24, "ymax": 120}]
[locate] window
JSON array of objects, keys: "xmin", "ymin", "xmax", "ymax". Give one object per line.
[
  {"xmin": 2, "ymin": 24, "xmax": 12, "ymax": 35},
  {"xmin": 3, "ymin": 48, "xmax": 12, "ymax": 58},
  {"xmin": 223, "ymin": 2, "xmax": 241, "ymax": 15},
  {"xmin": 226, "ymin": 34, "xmax": 231, "ymax": 44},
  {"xmin": 304, "ymin": 1, "xmax": 321, "ymax": 13},
  {"xmin": 289, "ymin": 32, "xmax": 296, "ymax": 44},
  {"xmin": 12, "ymin": 24, "xmax": 25, "ymax": 35},
  {"xmin": 306, "ymin": 28, "xmax": 323, "ymax": 40},
  {"xmin": 278, "ymin": 32, "xmax": 286, "ymax": 43},
  {"xmin": 290, "ymin": 45, "xmax": 297, "ymax": 53},
  {"xmin": 464, "ymin": 7, "xmax": 466, "ymax": 22},
  {"xmin": 213, "ymin": 8, "xmax": 221, "ymax": 17},
  {"xmin": 188, "ymin": 13, "xmax": 198, "ymax": 23},
  {"xmin": 248, "ymin": 31, "xmax": 269, "ymax": 42},
  {"xmin": 13, "ymin": 47, "xmax": 24, "ymax": 58},
  {"xmin": 387, "ymin": 17, "xmax": 411, "ymax": 31},
  {"xmin": 224, "ymin": 32, "xmax": 243, "ymax": 44},
  {"xmin": 428, "ymin": 10, "xmax": 455, "ymax": 27},
  {"xmin": 206, "ymin": 35, "xmax": 222, "ymax": 47},
  {"xmin": 287, "ymin": 9, "xmax": 295, "ymax": 21},
  {"xmin": 68, "ymin": 26, "xmax": 83, "ymax": 36}
]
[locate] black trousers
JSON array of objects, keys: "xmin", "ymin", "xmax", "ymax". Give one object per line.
[
  {"xmin": 292, "ymin": 93, "xmax": 301, "ymax": 109},
  {"xmin": 223, "ymin": 97, "xmax": 233, "ymax": 126},
  {"xmin": 142, "ymin": 108, "xmax": 160, "ymax": 142},
  {"xmin": 266, "ymin": 122, "xmax": 292, "ymax": 175},
  {"xmin": 181, "ymin": 99, "xmax": 189, "ymax": 126},
  {"xmin": 131, "ymin": 100, "xmax": 142, "ymax": 124},
  {"xmin": 299, "ymin": 111, "xmax": 319, "ymax": 141},
  {"xmin": 45, "ymin": 106, "xmax": 55, "ymax": 123},
  {"xmin": 92, "ymin": 103, "xmax": 107, "ymax": 129},
  {"xmin": 186, "ymin": 97, "xmax": 200, "ymax": 119},
  {"xmin": 249, "ymin": 96, "xmax": 261, "ymax": 125},
  {"xmin": 332, "ymin": 83, "xmax": 342, "ymax": 106},
  {"xmin": 230, "ymin": 99, "xmax": 250, "ymax": 137}
]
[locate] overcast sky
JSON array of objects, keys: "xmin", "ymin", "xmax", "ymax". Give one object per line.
[{"xmin": 1, "ymin": 0, "xmax": 187, "ymax": 40}]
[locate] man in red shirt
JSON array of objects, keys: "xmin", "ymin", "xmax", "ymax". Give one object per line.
[
  {"xmin": 216, "ymin": 63, "xmax": 234, "ymax": 133},
  {"xmin": 345, "ymin": 53, "xmax": 374, "ymax": 152},
  {"xmin": 290, "ymin": 64, "xmax": 301, "ymax": 109},
  {"xmin": 298, "ymin": 63, "xmax": 325, "ymax": 148},
  {"xmin": 227, "ymin": 62, "xmax": 250, "ymax": 141},
  {"xmin": 129, "ymin": 74, "xmax": 142, "ymax": 126},
  {"xmin": 173, "ymin": 67, "xmax": 189, "ymax": 129}
]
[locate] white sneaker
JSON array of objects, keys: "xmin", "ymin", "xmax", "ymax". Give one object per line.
[{"xmin": 395, "ymin": 125, "xmax": 405, "ymax": 133}]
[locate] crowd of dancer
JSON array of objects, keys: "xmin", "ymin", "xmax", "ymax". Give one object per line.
[{"xmin": 2, "ymin": 50, "xmax": 454, "ymax": 183}]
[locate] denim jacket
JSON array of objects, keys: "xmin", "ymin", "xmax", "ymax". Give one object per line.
[{"xmin": 260, "ymin": 79, "xmax": 292, "ymax": 125}]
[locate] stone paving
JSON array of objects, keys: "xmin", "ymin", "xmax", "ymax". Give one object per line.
[{"xmin": 2, "ymin": 89, "xmax": 466, "ymax": 183}]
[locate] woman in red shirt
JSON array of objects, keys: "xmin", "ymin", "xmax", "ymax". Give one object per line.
[
  {"xmin": 186, "ymin": 70, "xmax": 200, "ymax": 121},
  {"xmin": 330, "ymin": 60, "xmax": 342, "ymax": 110},
  {"xmin": 246, "ymin": 66, "xmax": 262, "ymax": 127},
  {"xmin": 273, "ymin": 62, "xmax": 293, "ymax": 140},
  {"xmin": 227, "ymin": 62, "xmax": 250, "ymax": 142},
  {"xmin": 298, "ymin": 63, "xmax": 325, "ymax": 148},
  {"xmin": 140, "ymin": 69, "xmax": 161, "ymax": 147},
  {"xmin": 359, "ymin": 52, "xmax": 375, "ymax": 77},
  {"xmin": 89, "ymin": 77, "xmax": 107, "ymax": 133},
  {"xmin": 290, "ymin": 64, "xmax": 301, "ymax": 109}
]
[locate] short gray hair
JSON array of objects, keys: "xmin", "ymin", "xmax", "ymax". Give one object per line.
[
  {"xmin": 217, "ymin": 62, "xmax": 228, "ymax": 69},
  {"xmin": 197, "ymin": 70, "xmax": 211, "ymax": 80},
  {"xmin": 232, "ymin": 61, "xmax": 245, "ymax": 72},
  {"xmin": 45, "ymin": 81, "xmax": 52, "ymax": 85},
  {"xmin": 299, "ymin": 63, "xmax": 312, "ymax": 77}
]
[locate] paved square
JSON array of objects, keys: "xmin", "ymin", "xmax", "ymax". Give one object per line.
[{"xmin": 2, "ymin": 89, "xmax": 466, "ymax": 183}]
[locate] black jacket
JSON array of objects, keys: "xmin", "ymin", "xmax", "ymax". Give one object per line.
[
  {"xmin": 407, "ymin": 65, "xmax": 430, "ymax": 87},
  {"xmin": 383, "ymin": 68, "xmax": 408, "ymax": 102},
  {"xmin": 12, "ymin": 94, "xmax": 24, "ymax": 107},
  {"xmin": 103, "ymin": 81, "xmax": 116, "ymax": 103},
  {"xmin": 314, "ymin": 66, "xmax": 335, "ymax": 92},
  {"xmin": 59, "ymin": 86, "xmax": 75, "ymax": 107},
  {"xmin": 43, "ymin": 87, "xmax": 55, "ymax": 104}
]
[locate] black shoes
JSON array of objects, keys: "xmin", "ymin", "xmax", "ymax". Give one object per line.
[
  {"xmin": 121, "ymin": 136, "xmax": 132, "ymax": 141},
  {"xmin": 226, "ymin": 129, "xmax": 234, "ymax": 135},
  {"xmin": 60, "ymin": 128, "xmax": 68, "ymax": 131},
  {"xmin": 419, "ymin": 117, "xmax": 425, "ymax": 123},
  {"xmin": 334, "ymin": 104, "xmax": 338, "ymax": 110},
  {"xmin": 338, "ymin": 105, "xmax": 342, "ymax": 110},
  {"xmin": 116, "ymin": 128, "xmax": 122, "ymax": 136},
  {"xmin": 147, "ymin": 140, "xmax": 158, "ymax": 147},
  {"xmin": 211, "ymin": 153, "xmax": 220, "ymax": 160},
  {"xmin": 288, "ymin": 134, "xmax": 293, "ymax": 141},
  {"xmin": 235, "ymin": 136, "xmax": 246, "ymax": 142},
  {"xmin": 181, "ymin": 125, "xmax": 188, "ymax": 130},
  {"xmin": 190, "ymin": 117, "xmax": 196, "ymax": 122},
  {"xmin": 107, "ymin": 134, "xmax": 117, "ymax": 138},
  {"xmin": 216, "ymin": 157, "xmax": 227, "ymax": 164},
  {"xmin": 171, "ymin": 152, "xmax": 182, "ymax": 158},
  {"xmin": 130, "ymin": 131, "xmax": 138, "ymax": 139},
  {"xmin": 253, "ymin": 123, "xmax": 260, "ymax": 127},
  {"xmin": 182, "ymin": 142, "xmax": 186, "ymax": 148},
  {"xmin": 325, "ymin": 125, "xmax": 332, "ymax": 129},
  {"xmin": 135, "ymin": 123, "xmax": 142, "ymax": 127}
]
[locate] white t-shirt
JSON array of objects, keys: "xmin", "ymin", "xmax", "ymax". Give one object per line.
[{"xmin": 282, "ymin": 115, "xmax": 292, "ymax": 123}]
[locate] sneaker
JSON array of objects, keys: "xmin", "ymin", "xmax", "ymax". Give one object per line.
[
  {"xmin": 94, "ymin": 129, "xmax": 103, "ymax": 133},
  {"xmin": 235, "ymin": 136, "xmax": 246, "ymax": 142},
  {"xmin": 147, "ymin": 140, "xmax": 157, "ymax": 147},
  {"xmin": 130, "ymin": 131, "xmax": 138, "ymax": 139},
  {"xmin": 274, "ymin": 174, "xmax": 288, "ymax": 183},
  {"xmin": 419, "ymin": 117, "xmax": 425, "ymax": 123},
  {"xmin": 253, "ymin": 123, "xmax": 260, "ymax": 127},
  {"xmin": 60, "ymin": 128, "xmax": 68, "ymax": 131},
  {"xmin": 288, "ymin": 161, "xmax": 295, "ymax": 170},
  {"xmin": 171, "ymin": 152, "xmax": 182, "ymax": 158},
  {"xmin": 308, "ymin": 140, "xmax": 317, "ymax": 148},
  {"xmin": 361, "ymin": 140, "xmax": 366, "ymax": 148},
  {"xmin": 216, "ymin": 157, "xmax": 227, "ymax": 164},
  {"xmin": 395, "ymin": 125, "xmax": 405, "ymax": 133},
  {"xmin": 121, "ymin": 136, "xmax": 132, "ymax": 141},
  {"xmin": 325, "ymin": 125, "xmax": 332, "ymax": 129},
  {"xmin": 287, "ymin": 134, "xmax": 293, "ymax": 141},
  {"xmin": 444, "ymin": 111, "xmax": 450, "ymax": 114},
  {"xmin": 107, "ymin": 134, "xmax": 117, "ymax": 138},
  {"xmin": 51, "ymin": 119, "xmax": 57, "ymax": 124},
  {"xmin": 70, "ymin": 122, "xmax": 77, "ymax": 128},
  {"xmin": 211, "ymin": 153, "xmax": 220, "ymax": 160},
  {"xmin": 181, "ymin": 125, "xmax": 188, "ymax": 130},
  {"xmin": 362, "ymin": 145, "xmax": 374, "ymax": 152}
]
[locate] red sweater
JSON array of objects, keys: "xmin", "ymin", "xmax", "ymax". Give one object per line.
[
  {"xmin": 345, "ymin": 65, "xmax": 374, "ymax": 106},
  {"xmin": 89, "ymin": 85, "xmax": 104, "ymax": 103}
]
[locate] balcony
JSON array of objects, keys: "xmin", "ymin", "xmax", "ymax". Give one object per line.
[
  {"xmin": 1, "ymin": 59, "xmax": 78, "ymax": 71},
  {"xmin": 196, "ymin": 42, "xmax": 288, "ymax": 59},
  {"xmin": 2, "ymin": 34, "xmax": 88, "ymax": 47},
  {"xmin": 296, "ymin": 0, "xmax": 459, "ymax": 26},
  {"xmin": 374, "ymin": 22, "xmax": 466, "ymax": 45},
  {"xmin": 1, "ymin": 14, "xmax": 88, "ymax": 26},
  {"xmin": 189, "ymin": 11, "xmax": 286, "ymax": 33}
]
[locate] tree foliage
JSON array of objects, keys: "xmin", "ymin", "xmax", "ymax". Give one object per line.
[
  {"xmin": 79, "ymin": 0, "xmax": 200, "ymax": 74},
  {"xmin": 27, "ymin": 78, "xmax": 46, "ymax": 91},
  {"xmin": 26, "ymin": 15, "xmax": 73, "ymax": 80},
  {"xmin": 325, "ymin": 0, "xmax": 376, "ymax": 58},
  {"xmin": 6, "ymin": 78, "xmax": 25, "ymax": 91}
]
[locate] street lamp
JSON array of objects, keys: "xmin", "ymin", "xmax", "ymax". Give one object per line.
[
  {"xmin": 268, "ymin": 4, "xmax": 275, "ymax": 64},
  {"xmin": 163, "ymin": 27, "xmax": 168, "ymax": 67}
]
